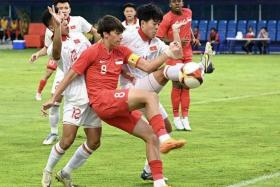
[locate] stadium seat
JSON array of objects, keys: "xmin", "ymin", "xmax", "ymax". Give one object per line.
[
  {"xmin": 218, "ymin": 20, "xmax": 227, "ymax": 31},
  {"xmin": 227, "ymin": 20, "xmax": 237, "ymax": 38},
  {"xmin": 267, "ymin": 20, "xmax": 277, "ymax": 41},
  {"xmin": 237, "ymin": 20, "xmax": 247, "ymax": 35},
  {"xmin": 198, "ymin": 20, "xmax": 208, "ymax": 41},
  {"xmin": 257, "ymin": 20, "xmax": 267, "ymax": 33},
  {"xmin": 24, "ymin": 23, "xmax": 46, "ymax": 48},
  {"xmin": 247, "ymin": 20, "xmax": 257, "ymax": 34},
  {"xmin": 277, "ymin": 21, "xmax": 280, "ymax": 41},
  {"xmin": 192, "ymin": 20, "xmax": 199, "ymax": 29}
]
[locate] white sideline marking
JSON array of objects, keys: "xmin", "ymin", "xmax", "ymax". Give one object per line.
[
  {"xmin": 227, "ymin": 172, "xmax": 280, "ymax": 187},
  {"xmin": 191, "ymin": 91, "xmax": 280, "ymax": 105}
]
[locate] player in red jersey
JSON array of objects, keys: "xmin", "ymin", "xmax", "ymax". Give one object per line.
[
  {"xmin": 157, "ymin": 0, "xmax": 199, "ymax": 131},
  {"xmin": 42, "ymin": 15, "xmax": 186, "ymax": 187}
]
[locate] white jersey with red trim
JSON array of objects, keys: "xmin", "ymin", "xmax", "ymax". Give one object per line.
[
  {"xmin": 122, "ymin": 18, "xmax": 140, "ymax": 31},
  {"xmin": 44, "ymin": 16, "xmax": 92, "ymax": 48},
  {"xmin": 120, "ymin": 28, "xmax": 168, "ymax": 86},
  {"xmin": 47, "ymin": 32, "xmax": 91, "ymax": 105}
]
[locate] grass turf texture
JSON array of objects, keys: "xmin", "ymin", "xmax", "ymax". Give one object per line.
[{"xmin": 0, "ymin": 49, "xmax": 279, "ymax": 187}]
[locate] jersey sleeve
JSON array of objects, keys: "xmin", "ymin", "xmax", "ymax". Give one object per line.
[
  {"xmin": 44, "ymin": 29, "xmax": 53, "ymax": 48},
  {"xmin": 122, "ymin": 46, "xmax": 141, "ymax": 67},
  {"xmin": 72, "ymin": 47, "xmax": 95, "ymax": 75},
  {"xmin": 156, "ymin": 14, "xmax": 171, "ymax": 38},
  {"xmin": 47, "ymin": 43, "xmax": 53, "ymax": 57},
  {"xmin": 79, "ymin": 16, "xmax": 92, "ymax": 33},
  {"xmin": 157, "ymin": 39, "xmax": 169, "ymax": 55}
]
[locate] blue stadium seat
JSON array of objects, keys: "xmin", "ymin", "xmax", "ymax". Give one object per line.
[
  {"xmin": 257, "ymin": 20, "xmax": 267, "ymax": 33},
  {"xmin": 277, "ymin": 21, "xmax": 280, "ymax": 41},
  {"xmin": 218, "ymin": 20, "xmax": 227, "ymax": 31},
  {"xmin": 198, "ymin": 20, "xmax": 208, "ymax": 41},
  {"xmin": 247, "ymin": 20, "xmax": 257, "ymax": 34},
  {"xmin": 237, "ymin": 20, "xmax": 247, "ymax": 35},
  {"xmin": 227, "ymin": 20, "xmax": 237, "ymax": 38},
  {"xmin": 267, "ymin": 20, "xmax": 277, "ymax": 41},
  {"xmin": 192, "ymin": 20, "xmax": 199, "ymax": 29}
]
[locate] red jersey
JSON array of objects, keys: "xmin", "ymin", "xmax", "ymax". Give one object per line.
[
  {"xmin": 157, "ymin": 8, "xmax": 193, "ymax": 63},
  {"xmin": 72, "ymin": 42, "xmax": 132, "ymax": 104}
]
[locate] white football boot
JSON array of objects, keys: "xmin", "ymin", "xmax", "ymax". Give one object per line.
[
  {"xmin": 173, "ymin": 117, "xmax": 184, "ymax": 130},
  {"xmin": 43, "ymin": 133, "xmax": 59, "ymax": 145},
  {"xmin": 201, "ymin": 42, "xmax": 215, "ymax": 74},
  {"xmin": 35, "ymin": 92, "xmax": 42, "ymax": 101},
  {"xmin": 181, "ymin": 117, "xmax": 192, "ymax": 131},
  {"xmin": 41, "ymin": 170, "xmax": 52, "ymax": 187},
  {"xmin": 56, "ymin": 170, "xmax": 73, "ymax": 187}
]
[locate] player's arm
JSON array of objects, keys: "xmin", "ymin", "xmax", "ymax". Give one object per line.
[
  {"xmin": 90, "ymin": 26, "xmax": 101, "ymax": 42},
  {"xmin": 128, "ymin": 41, "xmax": 182, "ymax": 73},
  {"xmin": 51, "ymin": 7, "xmax": 62, "ymax": 61},
  {"xmin": 42, "ymin": 69, "xmax": 78, "ymax": 115},
  {"xmin": 29, "ymin": 46, "xmax": 48, "ymax": 63}
]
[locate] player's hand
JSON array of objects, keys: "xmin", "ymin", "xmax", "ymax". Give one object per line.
[
  {"xmin": 41, "ymin": 98, "xmax": 55, "ymax": 116},
  {"xmin": 29, "ymin": 52, "xmax": 39, "ymax": 63},
  {"xmin": 165, "ymin": 41, "xmax": 182, "ymax": 59},
  {"xmin": 192, "ymin": 38, "xmax": 201, "ymax": 46},
  {"xmin": 48, "ymin": 5, "xmax": 63, "ymax": 27}
]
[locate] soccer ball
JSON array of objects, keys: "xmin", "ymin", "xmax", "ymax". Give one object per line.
[{"xmin": 180, "ymin": 62, "xmax": 204, "ymax": 89}]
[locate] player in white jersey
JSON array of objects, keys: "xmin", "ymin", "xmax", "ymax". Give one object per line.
[
  {"xmin": 40, "ymin": 7, "xmax": 101, "ymax": 187},
  {"xmin": 121, "ymin": 3, "xmax": 140, "ymax": 31},
  {"xmin": 120, "ymin": 3, "xmax": 215, "ymax": 181},
  {"xmin": 29, "ymin": 0, "xmax": 100, "ymax": 145}
]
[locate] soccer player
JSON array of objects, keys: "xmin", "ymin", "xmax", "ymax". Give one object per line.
[
  {"xmin": 40, "ymin": 7, "xmax": 102, "ymax": 187},
  {"xmin": 121, "ymin": 3, "xmax": 140, "ymax": 31},
  {"xmin": 157, "ymin": 0, "xmax": 199, "ymax": 131},
  {"xmin": 29, "ymin": 0, "xmax": 100, "ymax": 145},
  {"xmin": 120, "ymin": 3, "xmax": 214, "ymax": 180},
  {"xmin": 120, "ymin": 3, "xmax": 182, "ymax": 179},
  {"xmin": 42, "ymin": 15, "xmax": 186, "ymax": 187}
]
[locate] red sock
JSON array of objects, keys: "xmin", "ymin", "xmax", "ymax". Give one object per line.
[
  {"xmin": 37, "ymin": 79, "xmax": 47, "ymax": 94},
  {"xmin": 149, "ymin": 160, "xmax": 163, "ymax": 180},
  {"xmin": 149, "ymin": 114, "xmax": 167, "ymax": 137},
  {"xmin": 171, "ymin": 87, "xmax": 181, "ymax": 117},
  {"xmin": 181, "ymin": 88, "xmax": 190, "ymax": 117}
]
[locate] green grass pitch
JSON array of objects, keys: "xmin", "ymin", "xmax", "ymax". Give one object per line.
[{"xmin": 0, "ymin": 49, "xmax": 279, "ymax": 187}]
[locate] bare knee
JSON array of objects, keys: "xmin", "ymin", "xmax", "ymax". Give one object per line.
[
  {"xmin": 145, "ymin": 133, "xmax": 159, "ymax": 147},
  {"xmin": 59, "ymin": 135, "xmax": 75, "ymax": 150},
  {"xmin": 86, "ymin": 139, "xmax": 101, "ymax": 151}
]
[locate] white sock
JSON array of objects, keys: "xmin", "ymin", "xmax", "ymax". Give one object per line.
[
  {"xmin": 163, "ymin": 63, "xmax": 184, "ymax": 81},
  {"xmin": 62, "ymin": 142, "xmax": 92, "ymax": 175},
  {"xmin": 159, "ymin": 134, "xmax": 171, "ymax": 143},
  {"xmin": 143, "ymin": 159, "xmax": 151, "ymax": 173},
  {"xmin": 134, "ymin": 74, "xmax": 163, "ymax": 93},
  {"xmin": 45, "ymin": 142, "xmax": 65, "ymax": 172},
  {"xmin": 49, "ymin": 105, "xmax": 60, "ymax": 134},
  {"xmin": 154, "ymin": 179, "xmax": 166, "ymax": 187}
]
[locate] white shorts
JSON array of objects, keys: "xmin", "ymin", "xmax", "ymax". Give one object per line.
[
  {"xmin": 63, "ymin": 102, "xmax": 102, "ymax": 128},
  {"xmin": 51, "ymin": 68, "xmax": 64, "ymax": 94}
]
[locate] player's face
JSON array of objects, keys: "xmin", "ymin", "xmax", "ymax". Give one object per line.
[
  {"xmin": 170, "ymin": 0, "xmax": 184, "ymax": 13},
  {"xmin": 124, "ymin": 7, "xmax": 136, "ymax": 21},
  {"xmin": 61, "ymin": 19, "xmax": 69, "ymax": 35},
  {"xmin": 56, "ymin": 2, "xmax": 71, "ymax": 19},
  {"xmin": 142, "ymin": 19, "xmax": 161, "ymax": 39},
  {"xmin": 106, "ymin": 31, "xmax": 123, "ymax": 47}
]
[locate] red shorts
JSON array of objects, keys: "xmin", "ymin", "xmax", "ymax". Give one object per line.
[
  {"xmin": 46, "ymin": 59, "xmax": 58, "ymax": 71},
  {"xmin": 91, "ymin": 89, "xmax": 142, "ymax": 134}
]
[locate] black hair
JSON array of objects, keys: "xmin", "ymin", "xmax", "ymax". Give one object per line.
[
  {"xmin": 137, "ymin": 3, "xmax": 163, "ymax": 25},
  {"xmin": 97, "ymin": 15, "xmax": 125, "ymax": 38},
  {"xmin": 41, "ymin": 8, "xmax": 58, "ymax": 27},
  {"xmin": 53, "ymin": 0, "xmax": 70, "ymax": 6},
  {"xmin": 123, "ymin": 3, "xmax": 136, "ymax": 12},
  {"xmin": 210, "ymin": 27, "xmax": 217, "ymax": 32}
]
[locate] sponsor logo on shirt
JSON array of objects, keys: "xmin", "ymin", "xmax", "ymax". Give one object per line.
[
  {"xmin": 99, "ymin": 60, "xmax": 106, "ymax": 64},
  {"xmin": 70, "ymin": 25, "xmax": 76, "ymax": 30},
  {"xmin": 115, "ymin": 60, "xmax": 123, "ymax": 65}
]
